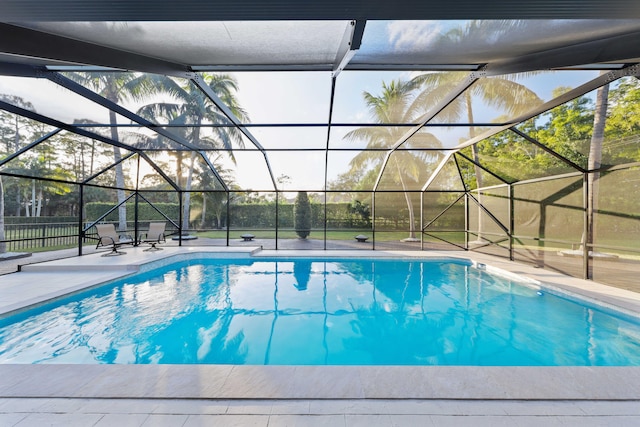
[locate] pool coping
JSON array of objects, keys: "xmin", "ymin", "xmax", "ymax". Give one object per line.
[
  {"xmin": 1, "ymin": 247, "xmax": 640, "ymax": 401},
  {"xmin": 1, "ymin": 364, "xmax": 640, "ymax": 400}
]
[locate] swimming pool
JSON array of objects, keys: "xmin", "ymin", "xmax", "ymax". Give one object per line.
[{"xmin": 1, "ymin": 256, "xmax": 640, "ymax": 365}]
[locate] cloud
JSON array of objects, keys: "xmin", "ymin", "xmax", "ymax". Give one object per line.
[{"xmin": 387, "ymin": 21, "xmax": 443, "ymax": 51}]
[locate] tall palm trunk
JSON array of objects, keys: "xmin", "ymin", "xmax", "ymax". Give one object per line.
[
  {"xmin": 584, "ymin": 76, "xmax": 609, "ymax": 261},
  {"xmin": 213, "ymin": 194, "xmax": 225, "ymax": 228},
  {"xmin": 104, "ymin": 76, "xmax": 127, "ymax": 232},
  {"xmin": 466, "ymin": 92, "xmax": 481, "ymax": 187},
  {"xmin": 182, "ymin": 122, "xmax": 203, "ymax": 232},
  {"xmin": 15, "ymin": 189, "xmax": 21, "ymax": 216},
  {"xmin": 31, "ymin": 179, "xmax": 36, "ymax": 217},
  {"xmin": 36, "ymin": 187, "xmax": 43, "ymax": 217},
  {"xmin": 394, "ymin": 157, "xmax": 417, "ymax": 240},
  {"xmin": 182, "ymin": 151, "xmax": 197, "ymax": 231},
  {"xmin": 90, "ymin": 140, "xmax": 96, "ymax": 175},
  {"xmin": 215, "ymin": 209, "xmax": 223, "ymax": 229},
  {"xmin": 79, "ymin": 138, "xmax": 86, "ymax": 179},
  {"xmin": 108, "ymin": 109, "xmax": 127, "ymax": 232},
  {"xmin": 200, "ymin": 192, "xmax": 207, "ymax": 229},
  {"xmin": 466, "ymin": 91, "xmax": 484, "ymax": 243}
]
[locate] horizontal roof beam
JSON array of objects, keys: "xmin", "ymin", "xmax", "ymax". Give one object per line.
[
  {"xmin": 2, "ymin": 0, "xmax": 640, "ymax": 20},
  {"xmin": 487, "ymin": 29, "xmax": 640, "ymax": 75}
]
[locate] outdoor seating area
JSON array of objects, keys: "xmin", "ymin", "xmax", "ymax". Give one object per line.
[
  {"xmin": 95, "ymin": 224, "xmax": 135, "ymax": 256},
  {"xmin": 138, "ymin": 222, "xmax": 167, "ymax": 251}
]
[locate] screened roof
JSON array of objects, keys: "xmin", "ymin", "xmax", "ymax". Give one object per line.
[{"xmin": 1, "ymin": 1, "xmax": 640, "ymax": 194}]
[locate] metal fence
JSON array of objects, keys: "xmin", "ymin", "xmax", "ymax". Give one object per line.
[
  {"xmin": 1, "ymin": 221, "xmax": 186, "ymax": 252},
  {"xmin": 2, "ymin": 222, "xmax": 91, "ymax": 252}
]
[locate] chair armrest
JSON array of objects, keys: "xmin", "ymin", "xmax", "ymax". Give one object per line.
[
  {"xmin": 119, "ymin": 234, "xmax": 134, "ymax": 244},
  {"xmin": 99, "ymin": 236, "xmax": 116, "ymax": 246}
]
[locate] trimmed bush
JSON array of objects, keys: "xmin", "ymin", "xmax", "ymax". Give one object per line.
[{"xmin": 294, "ymin": 191, "xmax": 311, "ymax": 239}]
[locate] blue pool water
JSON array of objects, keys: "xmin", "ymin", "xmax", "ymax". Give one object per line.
[{"xmin": 1, "ymin": 257, "xmax": 640, "ymax": 365}]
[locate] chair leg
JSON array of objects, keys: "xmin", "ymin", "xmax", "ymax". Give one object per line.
[
  {"xmin": 143, "ymin": 242, "xmax": 162, "ymax": 252},
  {"xmin": 101, "ymin": 245, "xmax": 126, "ymax": 257}
]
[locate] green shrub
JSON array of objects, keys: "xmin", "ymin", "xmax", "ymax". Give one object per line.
[{"xmin": 294, "ymin": 191, "xmax": 311, "ymax": 239}]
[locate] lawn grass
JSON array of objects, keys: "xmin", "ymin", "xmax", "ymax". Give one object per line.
[{"xmin": 197, "ymin": 229, "xmax": 425, "ymax": 242}]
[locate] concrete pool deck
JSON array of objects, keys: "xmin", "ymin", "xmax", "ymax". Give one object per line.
[{"xmin": 1, "ymin": 247, "xmax": 640, "ymax": 425}]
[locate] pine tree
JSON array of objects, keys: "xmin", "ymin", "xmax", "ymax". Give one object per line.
[{"xmin": 294, "ymin": 191, "xmax": 311, "ymax": 239}]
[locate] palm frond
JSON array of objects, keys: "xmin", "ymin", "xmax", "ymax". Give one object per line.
[
  {"xmin": 475, "ymin": 77, "xmax": 543, "ymax": 116},
  {"xmin": 136, "ymin": 102, "xmax": 182, "ymax": 122}
]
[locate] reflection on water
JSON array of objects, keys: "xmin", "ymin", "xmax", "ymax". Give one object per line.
[{"xmin": 1, "ymin": 258, "xmax": 639, "ymax": 365}]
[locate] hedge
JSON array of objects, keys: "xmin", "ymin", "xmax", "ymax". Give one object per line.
[
  {"xmin": 229, "ymin": 202, "xmax": 371, "ymax": 228},
  {"xmin": 77, "ymin": 200, "xmax": 465, "ymax": 230},
  {"xmin": 4, "ymin": 216, "xmax": 78, "ymax": 225},
  {"xmin": 85, "ymin": 202, "xmax": 180, "ymax": 222}
]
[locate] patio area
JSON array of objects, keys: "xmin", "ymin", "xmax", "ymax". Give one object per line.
[{"xmin": 3, "ymin": 396, "xmax": 640, "ymax": 426}]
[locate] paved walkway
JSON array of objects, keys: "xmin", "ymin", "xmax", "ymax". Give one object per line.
[
  {"xmin": 0, "ymin": 246, "xmax": 97, "ymax": 276},
  {"xmin": 3, "ymin": 397, "xmax": 640, "ymax": 426}
]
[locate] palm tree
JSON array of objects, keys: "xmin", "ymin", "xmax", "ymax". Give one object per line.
[
  {"xmin": 411, "ymin": 21, "xmax": 543, "ymax": 242},
  {"xmin": 69, "ymin": 72, "xmax": 160, "ymax": 231},
  {"xmin": 137, "ymin": 73, "xmax": 248, "ymax": 232},
  {"xmin": 345, "ymin": 79, "xmax": 442, "ymax": 240}
]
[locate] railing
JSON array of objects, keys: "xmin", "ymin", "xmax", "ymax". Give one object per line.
[
  {"xmin": 2, "ymin": 222, "xmax": 86, "ymax": 252},
  {"xmin": 1, "ymin": 221, "xmax": 185, "ymax": 252}
]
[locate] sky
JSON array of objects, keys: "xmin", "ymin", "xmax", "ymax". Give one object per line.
[{"xmin": 0, "ymin": 21, "xmax": 603, "ymax": 192}]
